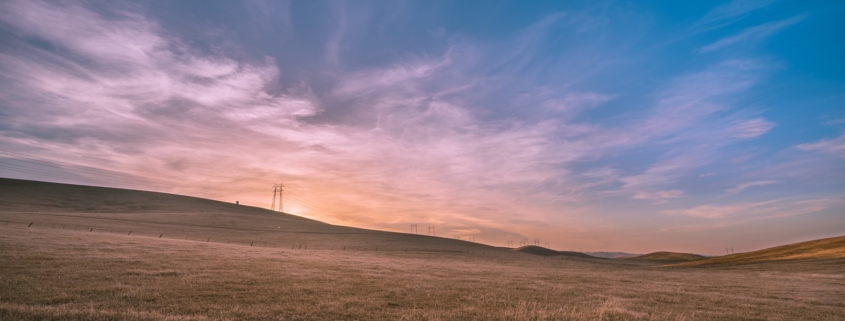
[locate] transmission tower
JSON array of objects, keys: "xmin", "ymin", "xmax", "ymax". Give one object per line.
[{"xmin": 271, "ymin": 183, "xmax": 284, "ymax": 212}]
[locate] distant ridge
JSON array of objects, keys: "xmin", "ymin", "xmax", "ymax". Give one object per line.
[
  {"xmin": 622, "ymin": 251, "xmax": 707, "ymax": 263},
  {"xmin": 514, "ymin": 245, "xmax": 595, "ymax": 258},
  {"xmin": 665, "ymin": 235, "xmax": 845, "ymax": 267},
  {"xmin": 586, "ymin": 251, "xmax": 641, "ymax": 259}
]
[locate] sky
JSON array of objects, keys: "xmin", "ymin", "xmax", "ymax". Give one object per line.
[{"xmin": 0, "ymin": 0, "xmax": 843, "ymax": 255}]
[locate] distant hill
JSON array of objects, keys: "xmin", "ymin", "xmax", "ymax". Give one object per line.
[
  {"xmin": 586, "ymin": 251, "xmax": 641, "ymax": 259},
  {"xmin": 514, "ymin": 246, "xmax": 595, "ymax": 258},
  {"xmin": 665, "ymin": 235, "xmax": 845, "ymax": 267},
  {"xmin": 622, "ymin": 251, "xmax": 707, "ymax": 263}
]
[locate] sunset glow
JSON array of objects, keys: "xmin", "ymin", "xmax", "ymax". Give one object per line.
[{"xmin": 1, "ymin": 0, "xmax": 843, "ymax": 255}]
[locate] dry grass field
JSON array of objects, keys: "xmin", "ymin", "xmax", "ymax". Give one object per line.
[{"xmin": 1, "ymin": 178, "xmax": 844, "ymax": 320}]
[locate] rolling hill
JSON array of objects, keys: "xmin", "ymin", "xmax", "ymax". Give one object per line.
[
  {"xmin": 665, "ymin": 235, "xmax": 845, "ymax": 267},
  {"xmin": 2, "ymin": 178, "xmax": 844, "ymax": 320},
  {"xmin": 514, "ymin": 245, "xmax": 596, "ymax": 258},
  {"xmin": 0, "ymin": 178, "xmax": 500, "ymax": 254},
  {"xmin": 622, "ymin": 251, "xmax": 708, "ymax": 263}
]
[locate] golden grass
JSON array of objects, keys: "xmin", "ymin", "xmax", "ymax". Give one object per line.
[
  {"xmin": 2, "ymin": 178, "xmax": 845, "ymax": 320},
  {"xmin": 3, "ymin": 222, "xmax": 845, "ymax": 320},
  {"xmin": 666, "ymin": 235, "xmax": 845, "ymax": 268}
]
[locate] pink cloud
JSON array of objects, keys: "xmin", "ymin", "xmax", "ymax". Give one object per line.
[{"xmin": 797, "ymin": 134, "xmax": 845, "ymax": 158}]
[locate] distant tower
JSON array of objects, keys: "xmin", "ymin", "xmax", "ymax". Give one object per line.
[{"xmin": 271, "ymin": 183, "xmax": 284, "ymax": 212}]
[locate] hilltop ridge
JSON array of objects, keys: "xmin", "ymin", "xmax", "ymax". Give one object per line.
[
  {"xmin": 665, "ymin": 235, "xmax": 845, "ymax": 267},
  {"xmin": 514, "ymin": 245, "xmax": 596, "ymax": 258},
  {"xmin": 622, "ymin": 251, "xmax": 707, "ymax": 263}
]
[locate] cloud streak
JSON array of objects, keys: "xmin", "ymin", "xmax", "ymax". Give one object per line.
[
  {"xmin": 798, "ymin": 134, "xmax": 845, "ymax": 158},
  {"xmin": 698, "ymin": 15, "xmax": 806, "ymax": 52}
]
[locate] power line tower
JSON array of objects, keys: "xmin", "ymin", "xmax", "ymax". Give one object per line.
[{"xmin": 270, "ymin": 183, "xmax": 284, "ymax": 212}]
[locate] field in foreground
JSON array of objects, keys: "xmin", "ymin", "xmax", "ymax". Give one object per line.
[{"xmin": 1, "ymin": 179, "xmax": 844, "ymax": 320}]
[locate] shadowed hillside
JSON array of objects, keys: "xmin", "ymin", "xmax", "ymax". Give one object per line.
[
  {"xmin": 665, "ymin": 235, "xmax": 845, "ymax": 267},
  {"xmin": 622, "ymin": 251, "xmax": 707, "ymax": 263},
  {"xmin": 515, "ymin": 245, "xmax": 595, "ymax": 258},
  {"xmin": 586, "ymin": 251, "xmax": 641, "ymax": 259},
  {"xmin": 0, "ymin": 178, "xmax": 502, "ymax": 254}
]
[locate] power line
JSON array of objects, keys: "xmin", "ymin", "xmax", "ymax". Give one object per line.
[
  {"xmin": 284, "ymin": 192, "xmax": 360, "ymax": 219},
  {"xmin": 0, "ymin": 149, "xmax": 193, "ymax": 187},
  {"xmin": 0, "ymin": 148, "xmax": 249, "ymax": 192},
  {"xmin": 0, "ymin": 162, "xmax": 116, "ymax": 186}
]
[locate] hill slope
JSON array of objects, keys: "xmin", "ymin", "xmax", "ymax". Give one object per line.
[
  {"xmin": 0, "ymin": 178, "xmax": 499, "ymax": 253},
  {"xmin": 666, "ymin": 235, "xmax": 845, "ymax": 267},
  {"xmin": 515, "ymin": 245, "xmax": 595, "ymax": 258},
  {"xmin": 622, "ymin": 251, "xmax": 707, "ymax": 263}
]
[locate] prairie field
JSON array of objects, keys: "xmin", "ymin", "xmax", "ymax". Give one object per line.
[
  {"xmin": 3, "ymin": 223, "xmax": 845, "ymax": 320},
  {"xmin": 1, "ymin": 179, "xmax": 844, "ymax": 320}
]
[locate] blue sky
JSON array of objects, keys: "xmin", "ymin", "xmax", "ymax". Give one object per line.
[{"xmin": 1, "ymin": 0, "xmax": 843, "ymax": 254}]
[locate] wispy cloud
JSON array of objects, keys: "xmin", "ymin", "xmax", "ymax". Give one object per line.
[
  {"xmin": 698, "ymin": 15, "xmax": 806, "ymax": 52},
  {"xmin": 797, "ymin": 133, "xmax": 845, "ymax": 158},
  {"xmin": 729, "ymin": 118, "xmax": 776, "ymax": 138},
  {"xmin": 697, "ymin": 0, "xmax": 778, "ymax": 29},
  {"xmin": 632, "ymin": 190, "xmax": 684, "ymax": 203},
  {"xmin": 541, "ymin": 92, "xmax": 614, "ymax": 113},
  {"xmin": 664, "ymin": 197, "xmax": 835, "ymax": 219},
  {"xmin": 725, "ymin": 180, "xmax": 778, "ymax": 194}
]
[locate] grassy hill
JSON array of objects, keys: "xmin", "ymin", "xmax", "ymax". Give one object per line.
[
  {"xmin": 622, "ymin": 251, "xmax": 708, "ymax": 263},
  {"xmin": 0, "ymin": 178, "xmax": 497, "ymax": 253},
  {"xmin": 665, "ymin": 235, "xmax": 845, "ymax": 268},
  {"xmin": 514, "ymin": 245, "xmax": 596, "ymax": 258}
]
